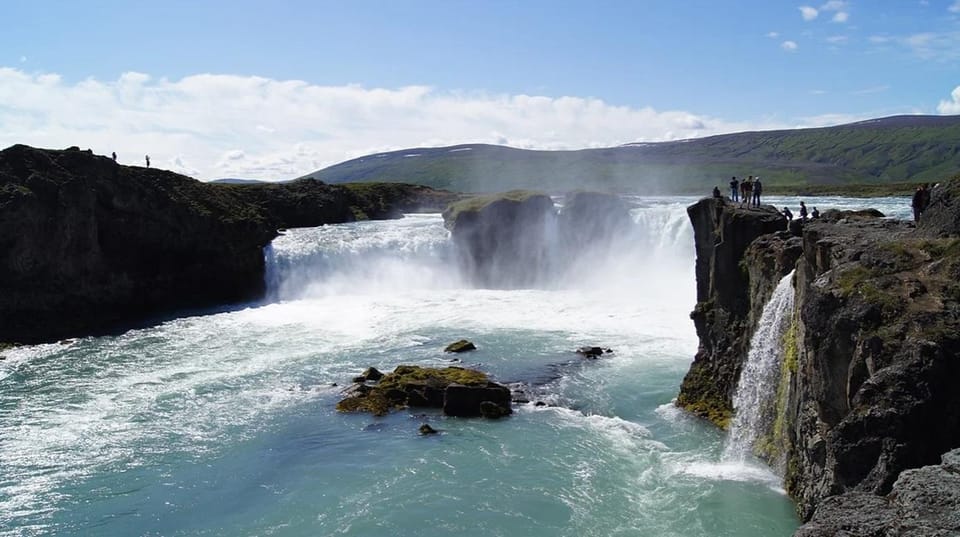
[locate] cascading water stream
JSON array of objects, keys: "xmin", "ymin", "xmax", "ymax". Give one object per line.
[{"xmin": 723, "ymin": 270, "xmax": 796, "ymax": 465}]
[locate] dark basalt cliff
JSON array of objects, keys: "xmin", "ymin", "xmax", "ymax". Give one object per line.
[
  {"xmin": 678, "ymin": 187, "xmax": 960, "ymax": 534},
  {"xmin": 441, "ymin": 190, "xmax": 635, "ymax": 288},
  {"xmin": 0, "ymin": 145, "xmax": 455, "ymax": 344}
]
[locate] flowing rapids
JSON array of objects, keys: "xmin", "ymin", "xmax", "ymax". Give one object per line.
[{"xmin": 0, "ymin": 196, "xmax": 912, "ymax": 536}]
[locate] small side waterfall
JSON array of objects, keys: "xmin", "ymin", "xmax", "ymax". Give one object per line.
[{"xmin": 723, "ymin": 270, "xmax": 796, "ymax": 463}]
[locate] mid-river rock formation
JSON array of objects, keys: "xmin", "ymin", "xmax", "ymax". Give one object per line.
[
  {"xmin": 677, "ymin": 186, "xmax": 960, "ymax": 533},
  {"xmin": 0, "ymin": 144, "xmax": 455, "ymax": 344},
  {"xmin": 337, "ymin": 365, "xmax": 512, "ymax": 418},
  {"xmin": 441, "ymin": 190, "xmax": 634, "ymax": 287}
]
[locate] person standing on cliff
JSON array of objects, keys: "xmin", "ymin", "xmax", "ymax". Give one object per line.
[
  {"xmin": 800, "ymin": 201, "xmax": 808, "ymax": 220},
  {"xmin": 741, "ymin": 177, "xmax": 753, "ymax": 206},
  {"xmin": 752, "ymin": 177, "xmax": 762, "ymax": 207},
  {"xmin": 912, "ymin": 185, "xmax": 925, "ymax": 222},
  {"xmin": 145, "ymin": 155, "xmax": 150, "ymax": 168},
  {"xmin": 712, "ymin": 186, "xmax": 722, "ymax": 198},
  {"xmin": 730, "ymin": 176, "xmax": 739, "ymax": 201},
  {"xmin": 112, "ymin": 151, "xmax": 117, "ymax": 162}
]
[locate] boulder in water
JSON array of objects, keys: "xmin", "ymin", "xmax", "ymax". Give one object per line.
[
  {"xmin": 418, "ymin": 423, "xmax": 439, "ymax": 435},
  {"xmin": 352, "ymin": 367, "xmax": 384, "ymax": 383},
  {"xmin": 575, "ymin": 346, "xmax": 612, "ymax": 358},
  {"xmin": 444, "ymin": 339, "xmax": 477, "ymax": 353},
  {"xmin": 443, "ymin": 383, "xmax": 513, "ymax": 418},
  {"xmin": 337, "ymin": 365, "xmax": 508, "ymax": 417}
]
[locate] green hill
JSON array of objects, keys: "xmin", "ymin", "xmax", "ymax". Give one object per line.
[{"xmin": 303, "ymin": 115, "xmax": 960, "ymax": 194}]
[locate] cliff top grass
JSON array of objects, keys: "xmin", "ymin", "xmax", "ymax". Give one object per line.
[
  {"xmin": 442, "ymin": 189, "xmax": 550, "ymax": 225},
  {"xmin": 835, "ymin": 236, "xmax": 960, "ymax": 329}
]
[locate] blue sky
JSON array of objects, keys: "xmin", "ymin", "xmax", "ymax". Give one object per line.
[{"xmin": 1, "ymin": 1, "xmax": 959, "ymax": 179}]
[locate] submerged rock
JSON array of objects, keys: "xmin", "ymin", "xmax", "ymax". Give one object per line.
[
  {"xmin": 444, "ymin": 339, "xmax": 477, "ymax": 353},
  {"xmin": 575, "ymin": 346, "xmax": 612, "ymax": 358},
  {"xmin": 418, "ymin": 423, "xmax": 439, "ymax": 435}
]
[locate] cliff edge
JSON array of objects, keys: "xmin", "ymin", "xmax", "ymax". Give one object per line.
[
  {"xmin": 0, "ymin": 145, "xmax": 455, "ymax": 344},
  {"xmin": 678, "ymin": 184, "xmax": 960, "ymax": 533}
]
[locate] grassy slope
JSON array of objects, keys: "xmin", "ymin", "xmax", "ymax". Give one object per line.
[{"xmin": 305, "ymin": 115, "xmax": 960, "ymax": 194}]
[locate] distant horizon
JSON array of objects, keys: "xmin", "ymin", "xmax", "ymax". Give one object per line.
[{"xmin": 2, "ymin": 1, "xmax": 959, "ymax": 180}]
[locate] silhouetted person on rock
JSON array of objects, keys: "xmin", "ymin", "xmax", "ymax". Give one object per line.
[
  {"xmin": 811, "ymin": 207, "xmax": 820, "ymax": 219},
  {"xmin": 752, "ymin": 177, "xmax": 762, "ymax": 207},
  {"xmin": 712, "ymin": 186, "xmax": 722, "ymax": 198},
  {"xmin": 782, "ymin": 206, "xmax": 793, "ymax": 220},
  {"xmin": 730, "ymin": 176, "xmax": 739, "ymax": 201},
  {"xmin": 799, "ymin": 201, "xmax": 808, "ymax": 220},
  {"xmin": 912, "ymin": 186, "xmax": 925, "ymax": 222},
  {"xmin": 741, "ymin": 177, "xmax": 753, "ymax": 206},
  {"xmin": 112, "ymin": 151, "xmax": 117, "ymax": 162},
  {"xmin": 145, "ymin": 155, "xmax": 151, "ymax": 168}
]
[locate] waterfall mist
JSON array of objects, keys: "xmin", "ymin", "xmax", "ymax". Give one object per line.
[{"xmin": 264, "ymin": 196, "xmax": 697, "ymax": 302}]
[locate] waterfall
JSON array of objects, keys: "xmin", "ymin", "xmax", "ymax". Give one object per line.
[
  {"xmin": 723, "ymin": 270, "xmax": 796, "ymax": 462},
  {"xmin": 261, "ymin": 198, "xmax": 697, "ymax": 300}
]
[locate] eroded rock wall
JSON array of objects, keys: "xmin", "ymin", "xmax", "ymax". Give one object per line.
[{"xmin": 678, "ymin": 190, "xmax": 960, "ymax": 532}]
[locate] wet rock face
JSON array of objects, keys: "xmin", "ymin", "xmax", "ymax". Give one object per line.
[
  {"xmin": 676, "ymin": 198, "xmax": 798, "ymax": 427},
  {"xmin": 441, "ymin": 190, "xmax": 636, "ymax": 288},
  {"xmin": 442, "ymin": 190, "xmax": 557, "ymax": 288}
]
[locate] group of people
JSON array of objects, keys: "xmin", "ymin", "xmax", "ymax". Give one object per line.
[
  {"xmin": 782, "ymin": 201, "xmax": 818, "ymax": 222},
  {"xmin": 729, "ymin": 176, "xmax": 762, "ymax": 207},
  {"xmin": 911, "ymin": 184, "xmax": 932, "ymax": 222},
  {"xmin": 109, "ymin": 152, "xmax": 151, "ymax": 168}
]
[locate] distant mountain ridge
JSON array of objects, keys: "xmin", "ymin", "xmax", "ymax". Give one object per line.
[{"xmin": 304, "ymin": 115, "xmax": 960, "ymax": 193}]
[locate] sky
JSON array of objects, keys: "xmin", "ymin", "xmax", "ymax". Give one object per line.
[{"xmin": 1, "ymin": 0, "xmax": 959, "ymax": 180}]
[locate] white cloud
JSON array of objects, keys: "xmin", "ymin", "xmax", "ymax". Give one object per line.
[
  {"xmin": 0, "ymin": 68, "xmax": 779, "ymax": 181},
  {"xmin": 831, "ymin": 11, "xmax": 849, "ymax": 22},
  {"xmin": 949, "ymin": 0, "xmax": 960, "ymax": 13},
  {"xmin": 938, "ymin": 86, "xmax": 960, "ymax": 114},
  {"xmin": 782, "ymin": 40, "xmax": 799, "ymax": 51},
  {"xmin": 826, "ymin": 35, "xmax": 848, "ymax": 44},
  {"xmin": 799, "ymin": 6, "xmax": 819, "ymax": 20},
  {"xmin": 820, "ymin": 1, "xmax": 847, "ymax": 11},
  {"xmin": 851, "ymin": 85, "xmax": 890, "ymax": 95},
  {"xmin": 767, "ymin": 31, "xmax": 780, "ymax": 38}
]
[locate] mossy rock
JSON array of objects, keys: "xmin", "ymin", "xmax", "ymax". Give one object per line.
[
  {"xmin": 336, "ymin": 365, "xmax": 491, "ymax": 416},
  {"xmin": 441, "ymin": 189, "xmax": 550, "ymax": 230},
  {"xmin": 444, "ymin": 339, "xmax": 477, "ymax": 353}
]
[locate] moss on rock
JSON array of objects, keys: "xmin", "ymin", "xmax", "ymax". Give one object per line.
[{"xmin": 336, "ymin": 365, "xmax": 490, "ymax": 416}]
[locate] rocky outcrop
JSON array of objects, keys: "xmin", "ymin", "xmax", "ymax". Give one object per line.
[
  {"xmin": 678, "ymin": 185, "xmax": 960, "ymax": 532},
  {"xmin": 0, "ymin": 144, "xmax": 455, "ymax": 344},
  {"xmin": 677, "ymin": 198, "xmax": 799, "ymax": 427},
  {"xmin": 795, "ymin": 448, "xmax": 960, "ymax": 536},
  {"xmin": 442, "ymin": 190, "xmax": 557, "ymax": 287},
  {"xmin": 441, "ymin": 190, "xmax": 636, "ymax": 288},
  {"xmin": 337, "ymin": 365, "xmax": 512, "ymax": 418}
]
